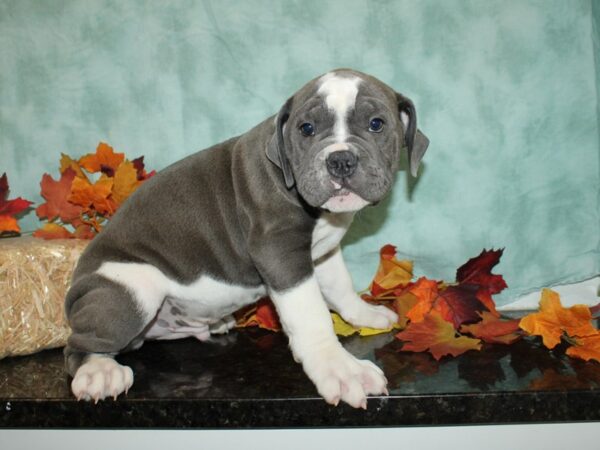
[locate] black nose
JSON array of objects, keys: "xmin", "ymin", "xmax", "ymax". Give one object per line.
[{"xmin": 326, "ymin": 150, "xmax": 358, "ymax": 178}]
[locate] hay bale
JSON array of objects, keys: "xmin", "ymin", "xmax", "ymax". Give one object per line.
[{"xmin": 0, "ymin": 236, "xmax": 88, "ymax": 359}]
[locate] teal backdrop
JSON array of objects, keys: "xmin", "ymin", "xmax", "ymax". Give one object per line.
[{"xmin": 1, "ymin": 0, "xmax": 599, "ymax": 305}]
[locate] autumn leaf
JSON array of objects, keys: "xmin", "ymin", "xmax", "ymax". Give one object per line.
[
  {"xmin": 36, "ymin": 168, "xmax": 84, "ymax": 225},
  {"xmin": 519, "ymin": 289, "xmax": 597, "ymax": 349},
  {"xmin": 456, "ymin": 249, "xmax": 507, "ymax": 294},
  {"xmin": 455, "ymin": 249, "xmax": 506, "ymax": 317},
  {"xmin": 59, "ymin": 153, "xmax": 87, "ymax": 179},
  {"xmin": 392, "ymin": 292, "xmax": 420, "ymax": 328},
  {"xmin": 331, "ymin": 312, "xmax": 400, "ymax": 337},
  {"xmin": 111, "ymin": 161, "xmax": 140, "ymax": 206},
  {"xmin": 72, "ymin": 224, "xmax": 96, "ymax": 239},
  {"xmin": 396, "ymin": 310, "xmax": 482, "ymax": 360},
  {"xmin": 566, "ymin": 334, "xmax": 600, "ymax": 363},
  {"xmin": 369, "ymin": 244, "xmax": 413, "ymax": 297},
  {"xmin": 0, "ymin": 216, "xmax": 19, "ymax": 234},
  {"xmin": 460, "ymin": 311, "xmax": 521, "ymax": 344},
  {"xmin": 435, "ymin": 284, "xmax": 489, "ymax": 329},
  {"xmin": 78, "ymin": 142, "xmax": 124, "ymax": 175},
  {"xmin": 68, "ymin": 175, "xmax": 115, "ymax": 216},
  {"xmin": 132, "ymin": 156, "xmax": 156, "ymax": 181},
  {"xmin": 405, "ymin": 279, "xmax": 488, "ymax": 329},
  {"xmin": 32, "ymin": 223, "xmax": 73, "ymax": 239},
  {"xmin": 235, "ymin": 298, "xmax": 281, "ymax": 332},
  {"xmin": 405, "ymin": 277, "xmax": 439, "ymax": 323},
  {"xmin": 0, "ymin": 173, "xmax": 33, "ymax": 236}
]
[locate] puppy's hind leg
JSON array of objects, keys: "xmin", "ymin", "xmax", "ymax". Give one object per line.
[{"xmin": 64, "ymin": 273, "xmax": 163, "ymax": 401}]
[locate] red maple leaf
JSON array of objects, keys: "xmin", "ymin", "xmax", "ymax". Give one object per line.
[
  {"xmin": 0, "ymin": 173, "xmax": 33, "ymax": 235},
  {"xmin": 455, "ymin": 249, "xmax": 507, "ymax": 316},
  {"xmin": 36, "ymin": 168, "xmax": 83, "ymax": 225},
  {"xmin": 131, "ymin": 156, "xmax": 157, "ymax": 181}
]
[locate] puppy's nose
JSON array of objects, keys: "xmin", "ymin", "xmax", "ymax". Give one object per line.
[{"xmin": 326, "ymin": 150, "xmax": 358, "ymax": 178}]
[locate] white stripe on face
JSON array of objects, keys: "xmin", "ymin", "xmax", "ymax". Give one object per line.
[{"xmin": 317, "ymin": 73, "xmax": 361, "ymax": 142}]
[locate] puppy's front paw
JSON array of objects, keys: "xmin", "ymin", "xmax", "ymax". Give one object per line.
[
  {"xmin": 303, "ymin": 344, "xmax": 388, "ymax": 409},
  {"xmin": 71, "ymin": 355, "xmax": 133, "ymax": 402},
  {"xmin": 344, "ymin": 300, "xmax": 398, "ymax": 330}
]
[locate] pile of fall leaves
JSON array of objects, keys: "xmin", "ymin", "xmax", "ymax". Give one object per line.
[
  {"xmin": 0, "ymin": 142, "xmax": 154, "ymax": 239},
  {"xmin": 235, "ymin": 246, "xmax": 600, "ymax": 364},
  {"xmin": 2, "ymin": 143, "xmax": 599, "ymax": 364}
]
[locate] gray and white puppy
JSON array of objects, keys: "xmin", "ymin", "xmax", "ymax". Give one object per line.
[{"xmin": 65, "ymin": 69, "xmax": 429, "ymax": 409}]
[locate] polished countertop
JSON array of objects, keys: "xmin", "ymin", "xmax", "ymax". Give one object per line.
[{"xmin": 1, "ymin": 327, "xmax": 599, "ymax": 428}]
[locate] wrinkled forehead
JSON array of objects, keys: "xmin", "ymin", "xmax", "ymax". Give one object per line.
[{"xmin": 292, "ymin": 71, "xmax": 396, "ymax": 115}]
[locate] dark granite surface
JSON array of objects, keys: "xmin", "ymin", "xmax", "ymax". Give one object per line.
[{"xmin": 1, "ymin": 327, "xmax": 600, "ymax": 428}]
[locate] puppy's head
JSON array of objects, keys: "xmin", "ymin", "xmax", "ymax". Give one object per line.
[{"xmin": 267, "ymin": 69, "xmax": 429, "ymax": 213}]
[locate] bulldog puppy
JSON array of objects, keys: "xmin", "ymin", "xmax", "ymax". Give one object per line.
[{"xmin": 65, "ymin": 69, "xmax": 429, "ymax": 408}]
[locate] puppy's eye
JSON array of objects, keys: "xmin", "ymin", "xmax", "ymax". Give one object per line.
[
  {"xmin": 299, "ymin": 122, "xmax": 315, "ymax": 136},
  {"xmin": 368, "ymin": 118, "xmax": 384, "ymax": 132}
]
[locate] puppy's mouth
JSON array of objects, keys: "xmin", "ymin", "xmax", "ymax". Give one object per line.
[{"xmin": 321, "ymin": 179, "xmax": 370, "ymax": 213}]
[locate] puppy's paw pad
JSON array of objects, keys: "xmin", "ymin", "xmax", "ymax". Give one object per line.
[
  {"xmin": 305, "ymin": 346, "xmax": 388, "ymax": 409},
  {"xmin": 71, "ymin": 355, "xmax": 133, "ymax": 402}
]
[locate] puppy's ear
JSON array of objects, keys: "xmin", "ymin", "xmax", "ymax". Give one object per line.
[
  {"xmin": 396, "ymin": 93, "xmax": 430, "ymax": 177},
  {"xmin": 266, "ymin": 97, "xmax": 295, "ymax": 189}
]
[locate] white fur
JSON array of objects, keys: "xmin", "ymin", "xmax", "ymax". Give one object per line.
[
  {"xmin": 96, "ymin": 262, "xmax": 266, "ymax": 334},
  {"xmin": 311, "ymin": 211, "xmax": 354, "ymax": 261},
  {"xmin": 318, "ymin": 73, "xmax": 361, "ymax": 142},
  {"xmin": 71, "ymin": 354, "xmax": 133, "ymax": 402},
  {"xmin": 321, "ymin": 192, "xmax": 370, "ymax": 213},
  {"xmin": 270, "ymin": 277, "xmax": 388, "ymax": 408},
  {"xmin": 315, "ymin": 247, "xmax": 398, "ymax": 329}
]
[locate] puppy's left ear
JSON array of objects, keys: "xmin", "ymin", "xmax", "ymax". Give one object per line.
[
  {"xmin": 396, "ymin": 93, "xmax": 430, "ymax": 177},
  {"xmin": 266, "ymin": 97, "xmax": 295, "ymax": 189}
]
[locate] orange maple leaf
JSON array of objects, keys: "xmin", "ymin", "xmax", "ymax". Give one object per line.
[
  {"xmin": 460, "ymin": 311, "xmax": 521, "ymax": 344},
  {"xmin": 392, "ymin": 292, "xmax": 420, "ymax": 328},
  {"xmin": 566, "ymin": 334, "xmax": 600, "ymax": 363},
  {"xmin": 396, "ymin": 310, "xmax": 482, "ymax": 360},
  {"xmin": 405, "ymin": 277, "xmax": 439, "ymax": 323},
  {"xmin": 36, "ymin": 168, "xmax": 84, "ymax": 225},
  {"xmin": 68, "ymin": 175, "xmax": 115, "ymax": 216},
  {"xmin": 519, "ymin": 289, "xmax": 597, "ymax": 349},
  {"xmin": 0, "ymin": 215, "xmax": 19, "ymax": 234},
  {"xmin": 33, "ymin": 223, "xmax": 73, "ymax": 239},
  {"xmin": 78, "ymin": 142, "xmax": 125, "ymax": 175},
  {"xmin": 111, "ymin": 161, "xmax": 141, "ymax": 207},
  {"xmin": 369, "ymin": 245, "xmax": 413, "ymax": 297}
]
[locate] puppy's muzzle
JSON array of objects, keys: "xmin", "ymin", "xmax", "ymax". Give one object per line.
[{"xmin": 326, "ymin": 150, "xmax": 358, "ymax": 179}]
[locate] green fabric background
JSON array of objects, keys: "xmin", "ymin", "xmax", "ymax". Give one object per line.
[{"xmin": 1, "ymin": 0, "xmax": 599, "ymax": 305}]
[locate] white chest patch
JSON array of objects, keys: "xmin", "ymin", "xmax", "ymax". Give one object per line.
[
  {"xmin": 311, "ymin": 211, "xmax": 355, "ymax": 261},
  {"xmin": 317, "ymin": 73, "xmax": 361, "ymax": 142},
  {"xmin": 96, "ymin": 262, "xmax": 266, "ymax": 341}
]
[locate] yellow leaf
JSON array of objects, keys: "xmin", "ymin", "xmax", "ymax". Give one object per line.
[
  {"xmin": 59, "ymin": 153, "xmax": 87, "ymax": 179},
  {"xmin": 112, "ymin": 161, "xmax": 140, "ymax": 206},
  {"xmin": 370, "ymin": 245, "xmax": 413, "ymax": 296},
  {"xmin": 331, "ymin": 312, "xmax": 400, "ymax": 337}
]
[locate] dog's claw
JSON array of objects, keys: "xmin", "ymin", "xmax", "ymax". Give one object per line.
[{"xmin": 360, "ymin": 399, "xmax": 367, "ymax": 410}]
